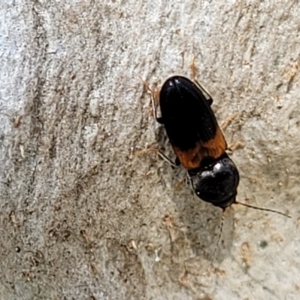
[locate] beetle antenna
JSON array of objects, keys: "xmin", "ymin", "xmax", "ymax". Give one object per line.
[
  {"xmin": 234, "ymin": 201, "xmax": 291, "ymax": 218},
  {"xmin": 211, "ymin": 208, "xmax": 226, "ymax": 267}
]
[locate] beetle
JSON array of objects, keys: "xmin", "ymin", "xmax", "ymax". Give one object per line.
[
  {"xmin": 149, "ymin": 75, "xmax": 290, "ymax": 218},
  {"xmin": 154, "ymin": 76, "xmax": 239, "ymax": 209}
]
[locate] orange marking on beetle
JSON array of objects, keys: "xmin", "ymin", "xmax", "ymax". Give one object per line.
[{"xmin": 173, "ymin": 127, "xmax": 227, "ymax": 170}]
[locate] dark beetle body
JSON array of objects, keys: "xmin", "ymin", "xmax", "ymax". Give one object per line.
[{"xmin": 158, "ymin": 76, "xmax": 239, "ymax": 209}]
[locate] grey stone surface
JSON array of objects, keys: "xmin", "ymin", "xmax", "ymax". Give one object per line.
[{"xmin": 0, "ymin": 1, "xmax": 299, "ymax": 299}]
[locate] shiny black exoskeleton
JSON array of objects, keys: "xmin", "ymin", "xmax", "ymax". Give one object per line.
[
  {"xmin": 188, "ymin": 153, "xmax": 240, "ymax": 208},
  {"xmin": 158, "ymin": 76, "xmax": 239, "ymax": 209}
]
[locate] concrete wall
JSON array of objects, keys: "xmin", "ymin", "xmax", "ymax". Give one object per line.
[{"xmin": 0, "ymin": 1, "xmax": 299, "ymax": 299}]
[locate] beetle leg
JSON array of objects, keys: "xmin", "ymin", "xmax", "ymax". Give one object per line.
[
  {"xmin": 227, "ymin": 141, "xmax": 245, "ymax": 152},
  {"xmin": 190, "ymin": 57, "xmax": 199, "ymax": 82},
  {"xmin": 140, "ymin": 76, "xmax": 163, "ymax": 123},
  {"xmin": 156, "ymin": 150, "xmax": 177, "ymax": 167},
  {"xmin": 220, "ymin": 113, "xmax": 238, "ymax": 131},
  {"xmin": 135, "ymin": 148, "xmax": 177, "ymax": 167},
  {"xmin": 190, "ymin": 59, "xmax": 214, "ymax": 105},
  {"xmin": 220, "ymin": 113, "xmax": 244, "ymax": 153}
]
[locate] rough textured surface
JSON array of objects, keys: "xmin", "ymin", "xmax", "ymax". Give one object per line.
[{"xmin": 0, "ymin": 1, "xmax": 299, "ymax": 299}]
